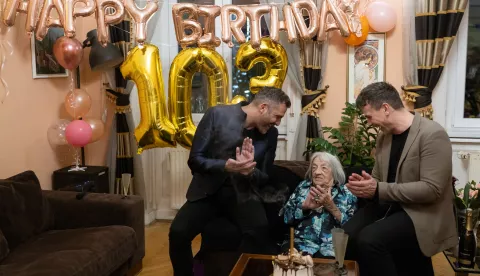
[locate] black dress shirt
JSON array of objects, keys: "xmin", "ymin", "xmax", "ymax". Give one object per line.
[{"xmin": 186, "ymin": 102, "xmax": 278, "ymax": 202}]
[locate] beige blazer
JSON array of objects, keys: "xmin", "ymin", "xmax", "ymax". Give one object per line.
[{"xmin": 374, "ymin": 113, "xmax": 457, "ymax": 257}]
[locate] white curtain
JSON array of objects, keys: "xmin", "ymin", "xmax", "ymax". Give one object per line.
[
  {"xmin": 402, "ymin": 0, "xmax": 418, "ymax": 87},
  {"xmin": 260, "ymin": 0, "xmax": 327, "ymax": 160},
  {"xmin": 123, "ymin": 0, "xmax": 167, "ymax": 220}
]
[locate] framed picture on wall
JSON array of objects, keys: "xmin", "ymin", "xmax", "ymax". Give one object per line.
[
  {"xmin": 31, "ymin": 27, "xmax": 68, "ymax": 79},
  {"xmin": 347, "ymin": 33, "xmax": 386, "ymax": 103}
]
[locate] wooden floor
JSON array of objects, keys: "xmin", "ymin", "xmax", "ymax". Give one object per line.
[{"xmin": 138, "ymin": 221, "xmax": 457, "ymax": 276}]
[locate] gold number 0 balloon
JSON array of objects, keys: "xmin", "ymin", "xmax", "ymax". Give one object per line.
[
  {"xmin": 169, "ymin": 47, "xmax": 228, "ymax": 149},
  {"xmin": 235, "ymin": 37, "xmax": 288, "ymax": 94},
  {"xmin": 120, "ymin": 44, "xmax": 177, "ymax": 154}
]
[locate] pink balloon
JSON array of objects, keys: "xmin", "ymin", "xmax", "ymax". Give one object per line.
[
  {"xmin": 365, "ymin": 1, "xmax": 397, "ymax": 33},
  {"xmin": 65, "ymin": 120, "xmax": 93, "ymax": 147}
]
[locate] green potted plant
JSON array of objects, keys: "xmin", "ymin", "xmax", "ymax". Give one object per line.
[
  {"xmin": 455, "ymin": 180, "xmax": 480, "ymax": 210},
  {"xmin": 304, "ymin": 102, "xmax": 380, "ymax": 176}
]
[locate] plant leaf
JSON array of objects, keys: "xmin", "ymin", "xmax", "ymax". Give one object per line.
[
  {"xmin": 464, "ymin": 182, "xmax": 471, "ymax": 206},
  {"xmin": 455, "ymin": 196, "xmax": 467, "ymax": 209}
]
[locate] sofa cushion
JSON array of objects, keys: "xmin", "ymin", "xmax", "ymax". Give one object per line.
[
  {"xmin": 0, "ymin": 229, "xmax": 8, "ymax": 262},
  {"xmin": 0, "ymin": 225, "xmax": 136, "ymax": 276},
  {"xmin": 0, "ymin": 171, "xmax": 51, "ymax": 250},
  {"xmin": 273, "ymin": 160, "xmax": 309, "ymax": 181}
]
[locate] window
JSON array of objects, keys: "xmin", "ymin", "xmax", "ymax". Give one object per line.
[
  {"xmin": 442, "ymin": 2, "xmax": 480, "ymax": 137},
  {"xmin": 177, "ymin": 0, "xmax": 214, "ymax": 114},
  {"xmin": 171, "ymin": 0, "xmax": 269, "ymax": 112},
  {"xmin": 463, "ymin": 3, "xmax": 480, "ymax": 119},
  {"xmin": 230, "ymin": 0, "xmax": 269, "ymax": 102}
]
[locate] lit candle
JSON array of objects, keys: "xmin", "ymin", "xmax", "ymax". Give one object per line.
[{"xmin": 289, "ymin": 227, "xmax": 294, "ymax": 257}]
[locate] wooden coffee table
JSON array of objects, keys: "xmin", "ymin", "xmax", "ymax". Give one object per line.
[{"xmin": 229, "ymin": 253, "xmax": 359, "ymax": 276}]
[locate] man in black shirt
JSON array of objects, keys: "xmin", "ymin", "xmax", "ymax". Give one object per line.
[
  {"xmin": 343, "ymin": 82, "xmax": 456, "ymax": 276},
  {"xmin": 169, "ymin": 87, "xmax": 291, "ymax": 276}
]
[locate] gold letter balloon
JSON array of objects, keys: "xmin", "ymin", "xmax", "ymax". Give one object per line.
[
  {"xmin": 169, "ymin": 47, "xmax": 228, "ymax": 149},
  {"xmin": 235, "ymin": 37, "xmax": 288, "ymax": 94},
  {"xmin": 120, "ymin": 44, "xmax": 177, "ymax": 154}
]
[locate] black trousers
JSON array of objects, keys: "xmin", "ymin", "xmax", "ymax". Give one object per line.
[
  {"xmin": 169, "ymin": 184, "xmax": 273, "ymax": 276},
  {"xmin": 343, "ymin": 203, "xmax": 434, "ymax": 276}
]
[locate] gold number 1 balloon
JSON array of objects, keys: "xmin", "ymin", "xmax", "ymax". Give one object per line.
[
  {"xmin": 120, "ymin": 44, "xmax": 177, "ymax": 154},
  {"xmin": 169, "ymin": 47, "xmax": 228, "ymax": 149},
  {"xmin": 235, "ymin": 37, "xmax": 288, "ymax": 94}
]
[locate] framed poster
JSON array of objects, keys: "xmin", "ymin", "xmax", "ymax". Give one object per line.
[
  {"xmin": 31, "ymin": 27, "xmax": 68, "ymax": 79},
  {"xmin": 347, "ymin": 33, "xmax": 386, "ymax": 103}
]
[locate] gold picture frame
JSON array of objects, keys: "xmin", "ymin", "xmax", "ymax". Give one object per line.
[{"xmin": 347, "ymin": 32, "xmax": 386, "ymax": 103}]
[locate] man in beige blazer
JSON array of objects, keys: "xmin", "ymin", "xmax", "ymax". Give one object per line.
[{"xmin": 344, "ymin": 82, "xmax": 457, "ymax": 276}]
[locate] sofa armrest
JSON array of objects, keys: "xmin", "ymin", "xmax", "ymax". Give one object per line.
[{"xmin": 42, "ymin": 191, "xmax": 145, "ymax": 265}]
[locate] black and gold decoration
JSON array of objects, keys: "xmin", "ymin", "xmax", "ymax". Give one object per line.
[
  {"xmin": 403, "ymin": 0, "xmax": 468, "ymax": 119},
  {"xmin": 299, "ymin": 39, "xmax": 329, "ymax": 160},
  {"xmin": 105, "ymin": 16, "xmax": 136, "ymax": 194}
]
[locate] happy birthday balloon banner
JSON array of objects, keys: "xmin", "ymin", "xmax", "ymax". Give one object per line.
[
  {"xmin": 173, "ymin": 0, "xmax": 358, "ymax": 50},
  {"xmin": 2, "ymin": 0, "xmax": 158, "ymax": 46}
]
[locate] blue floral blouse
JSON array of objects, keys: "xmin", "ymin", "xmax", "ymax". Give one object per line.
[{"xmin": 281, "ymin": 180, "xmax": 358, "ymax": 257}]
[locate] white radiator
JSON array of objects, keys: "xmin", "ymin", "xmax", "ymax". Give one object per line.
[
  {"xmin": 457, "ymin": 151, "xmax": 480, "ymax": 186},
  {"xmin": 168, "ymin": 149, "xmax": 192, "ymax": 210},
  {"xmin": 467, "ymin": 153, "xmax": 480, "ymax": 182}
]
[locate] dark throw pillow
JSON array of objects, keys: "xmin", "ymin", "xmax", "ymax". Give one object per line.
[{"xmin": 0, "ymin": 171, "xmax": 49, "ymax": 250}]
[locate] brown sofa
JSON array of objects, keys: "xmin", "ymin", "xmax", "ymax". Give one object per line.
[{"xmin": 0, "ymin": 170, "xmax": 145, "ymax": 276}]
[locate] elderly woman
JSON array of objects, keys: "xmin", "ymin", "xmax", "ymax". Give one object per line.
[{"xmin": 281, "ymin": 152, "xmax": 358, "ymax": 257}]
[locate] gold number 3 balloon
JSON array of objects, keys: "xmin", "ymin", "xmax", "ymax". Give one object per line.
[
  {"xmin": 235, "ymin": 37, "xmax": 288, "ymax": 94},
  {"xmin": 120, "ymin": 44, "xmax": 177, "ymax": 154},
  {"xmin": 168, "ymin": 47, "xmax": 229, "ymax": 149}
]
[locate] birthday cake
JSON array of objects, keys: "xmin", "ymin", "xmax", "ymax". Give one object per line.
[{"xmin": 273, "ymin": 248, "xmax": 314, "ymax": 276}]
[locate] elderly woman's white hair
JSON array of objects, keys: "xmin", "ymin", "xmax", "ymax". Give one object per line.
[{"xmin": 305, "ymin": 152, "xmax": 346, "ymax": 185}]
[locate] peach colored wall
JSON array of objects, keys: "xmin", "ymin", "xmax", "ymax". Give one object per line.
[
  {"xmin": 0, "ymin": 1, "xmax": 404, "ymax": 188},
  {"xmin": 319, "ymin": 0, "xmax": 404, "ymax": 129},
  {"xmin": 0, "ymin": 17, "xmax": 111, "ymax": 189}
]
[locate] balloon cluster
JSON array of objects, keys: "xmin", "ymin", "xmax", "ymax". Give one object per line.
[
  {"xmin": 342, "ymin": 0, "xmax": 397, "ymax": 46},
  {"xmin": 48, "ymin": 86, "xmax": 105, "ymax": 148},
  {"xmin": 47, "ymin": 36, "xmax": 105, "ymax": 149},
  {"xmin": 172, "ymin": 0, "xmax": 397, "ymax": 49},
  {"xmin": 3, "ymin": 0, "xmax": 158, "ymax": 47}
]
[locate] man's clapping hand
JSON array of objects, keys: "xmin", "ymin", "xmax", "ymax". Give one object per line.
[
  {"xmin": 225, "ymin": 138, "xmax": 256, "ymax": 176},
  {"xmin": 346, "ymin": 171, "xmax": 377, "ymax": 199}
]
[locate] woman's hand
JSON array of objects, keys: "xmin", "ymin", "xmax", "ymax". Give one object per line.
[
  {"xmin": 314, "ymin": 186, "xmax": 333, "ymax": 206},
  {"xmin": 302, "ymin": 186, "xmax": 332, "ymax": 210},
  {"xmin": 302, "ymin": 191, "xmax": 322, "ymax": 210},
  {"xmin": 315, "ymin": 186, "xmax": 342, "ymax": 222},
  {"xmin": 302, "ymin": 186, "xmax": 342, "ymax": 222}
]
